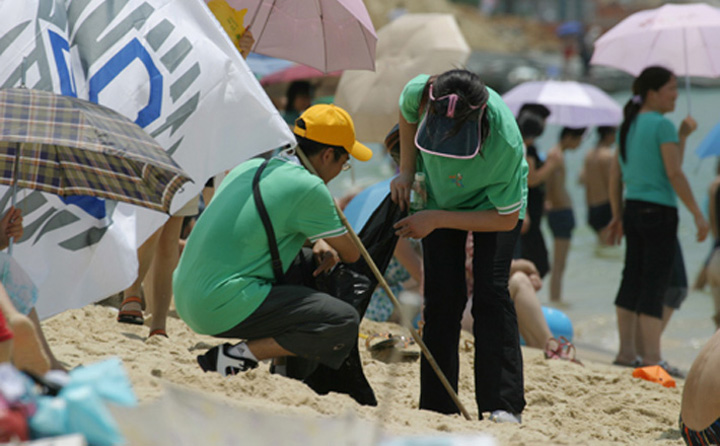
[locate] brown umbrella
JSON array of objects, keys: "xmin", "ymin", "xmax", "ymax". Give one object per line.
[
  {"xmin": 0, "ymin": 88, "xmax": 191, "ymax": 215},
  {"xmin": 334, "ymin": 13, "xmax": 471, "ymax": 143}
]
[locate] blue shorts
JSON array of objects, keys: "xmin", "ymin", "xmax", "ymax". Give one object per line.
[{"xmin": 547, "ymin": 208, "xmax": 575, "ymax": 239}]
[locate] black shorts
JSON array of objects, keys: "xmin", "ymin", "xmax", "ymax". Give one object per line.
[
  {"xmin": 547, "ymin": 208, "xmax": 575, "ymax": 239},
  {"xmin": 216, "ymin": 285, "xmax": 359, "ymax": 369},
  {"xmin": 588, "ymin": 202, "xmax": 611, "ymax": 233}
]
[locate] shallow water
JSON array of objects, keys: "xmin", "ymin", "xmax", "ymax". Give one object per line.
[{"xmin": 328, "ymin": 86, "xmax": 720, "ymax": 371}]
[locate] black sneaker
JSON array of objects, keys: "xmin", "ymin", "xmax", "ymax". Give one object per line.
[{"xmin": 197, "ymin": 343, "xmax": 258, "ymax": 377}]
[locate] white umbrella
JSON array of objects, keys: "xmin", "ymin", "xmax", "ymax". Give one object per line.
[
  {"xmin": 590, "ymin": 2, "xmax": 720, "ymax": 113},
  {"xmin": 334, "ymin": 13, "xmax": 471, "ymax": 143},
  {"xmin": 502, "ymin": 80, "xmax": 623, "ymax": 127}
]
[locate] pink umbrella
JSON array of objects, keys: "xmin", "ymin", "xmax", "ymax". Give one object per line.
[
  {"xmin": 591, "ymin": 3, "xmax": 720, "ymax": 112},
  {"xmin": 502, "ymin": 80, "xmax": 623, "ymax": 127},
  {"xmin": 260, "ymin": 64, "xmax": 342, "ymax": 86},
  {"xmin": 225, "ymin": 0, "xmax": 377, "ymax": 73}
]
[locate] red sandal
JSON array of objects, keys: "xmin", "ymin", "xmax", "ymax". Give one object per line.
[
  {"xmin": 148, "ymin": 328, "xmax": 168, "ymax": 338},
  {"xmin": 117, "ymin": 296, "xmax": 144, "ymax": 325},
  {"xmin": 544, "ymin": 336, "xmax": 583, "ymax": 366}
]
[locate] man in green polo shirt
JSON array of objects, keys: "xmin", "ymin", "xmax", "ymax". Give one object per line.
[{"xmin": 173, "ymin": 105, "xmax": 372, "ymax": 381}]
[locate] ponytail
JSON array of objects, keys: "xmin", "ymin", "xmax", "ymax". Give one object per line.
[
  {"xmin": 429, "ymin": 69, "xmax": 490, "ymax": 155},
  {"xmin": 618, "ymin": 66, "xmax": 674, "ymax": 162},
  {"xmin": 619, "ymin": 99, "xmax": 642, "ymax": 162}
]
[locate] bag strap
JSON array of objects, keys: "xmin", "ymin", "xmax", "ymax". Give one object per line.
[{"xmin": 252, "ymin": 159, "xmax": 284, "ymax": 284}]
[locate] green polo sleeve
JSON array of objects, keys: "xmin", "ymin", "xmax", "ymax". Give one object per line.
[
  {"xmin": 399, "ymin": 74, "xmax": 430, "ymax": 124},
  {"xmin": 294, "ymin": 183, "xmax": 346, "ymax": 242}
]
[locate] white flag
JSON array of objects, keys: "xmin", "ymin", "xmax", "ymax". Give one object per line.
[{"xmin": 0, "ymin": 0, "xmax": 295, "ymax": 318}]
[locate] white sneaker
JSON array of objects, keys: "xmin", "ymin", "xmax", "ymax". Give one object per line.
[{"xmin": 490, "ymin": 410, "xmax": 522, "ymax": 424}]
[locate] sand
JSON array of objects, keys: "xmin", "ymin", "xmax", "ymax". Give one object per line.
[{"xmin": 42, "ymin": 304, "xmax": 685, "ymax": 445}]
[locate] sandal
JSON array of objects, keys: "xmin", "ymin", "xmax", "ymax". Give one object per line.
[
  {"xmin": 656, "ymin": 360, "xmax": 685, "ymax": 379},
  {"xmin": 148, "ymin": 328, "xmax": 168, "ymax": 338},
  {"xmin": 544, "ymin": 336, "xmax": 583, "ymax": 366},
  {"xmin": 365, "ymin": 333, "xmax": 419, "ymax": 361},
  {"xmin": 117, "ymin": 296, "xmax": 144, "ymax": 325}
]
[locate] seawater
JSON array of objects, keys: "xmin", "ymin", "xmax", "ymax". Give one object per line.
[{"xmin": 328, "ymin": 87, "xmax": 720, "ymax": 369}]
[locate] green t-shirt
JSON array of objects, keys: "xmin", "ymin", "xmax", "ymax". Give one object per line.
[
  {"xmin": 173, "ymin": 156, "xmax": 346, "ymax": 335},
  {"xmin": 399, "ymin": 74, "xmax": 528, "ymax": 219},
  {"xmin": 619, "ymin": 111, "xmax": 679, "ymax": 208}
]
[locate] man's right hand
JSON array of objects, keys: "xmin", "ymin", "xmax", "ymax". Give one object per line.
[
  {"xmin": 391, "ymin": 171, "xmax": 413, "ymax": 212},
  {"xmin": 312, "ymin": 239, "xmax": 340, "ymax": 276}
]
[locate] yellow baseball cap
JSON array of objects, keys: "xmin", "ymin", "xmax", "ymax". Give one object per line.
[{"xmin": 293, "ymin": 104, "xmax": 373, "ymax": 162}]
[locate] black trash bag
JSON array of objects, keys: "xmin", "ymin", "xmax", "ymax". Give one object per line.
[
  {"xmin": 284, "ymin": 193, "xmax": 406, "ymax": 406},
  {"xmin": 348, "ymin": 193, "xmax": 407, "ymax": 316}
]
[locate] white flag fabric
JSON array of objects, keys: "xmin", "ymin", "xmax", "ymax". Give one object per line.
[{"xmin": 0, "ymin": 0, "xmax": 295, "ymax": 318}]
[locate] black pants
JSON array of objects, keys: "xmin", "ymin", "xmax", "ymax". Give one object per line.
[
  {"xmin": 615, "ymin": 200, "xmax": 678, "ymax": 318},
  {"xmin": 419, "ymin": 222, "xmax": 525, "ymax": 417}
]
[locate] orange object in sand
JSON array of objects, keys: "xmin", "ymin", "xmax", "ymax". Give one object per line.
[{"xmin": 632, "ymin": 365, "xmax": 676, "ymax": 388}]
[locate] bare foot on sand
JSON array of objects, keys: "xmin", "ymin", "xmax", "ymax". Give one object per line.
[{"xmin": 8, "ymin": 313, "xmax": 50, "ymax": 375}]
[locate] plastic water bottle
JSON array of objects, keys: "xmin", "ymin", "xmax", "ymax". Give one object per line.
[{"xmin": 409, "ymin": 172, "xmax": 427, "ymax": 212}]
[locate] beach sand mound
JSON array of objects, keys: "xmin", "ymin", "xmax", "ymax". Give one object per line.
[{"xmin": 44, "ymin": 305, "xmax": 683, "ymax": 445}]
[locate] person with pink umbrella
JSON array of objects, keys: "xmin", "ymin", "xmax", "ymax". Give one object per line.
[{"xmin": 606, "ymin": 66, "xmax": 708, "ymax": 377}]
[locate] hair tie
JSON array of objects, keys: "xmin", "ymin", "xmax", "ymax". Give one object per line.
[
  {"xmin": 631, "ymin": 95, "xmax": 642, "ymax": 105},
  {"xmin": 429, "ymin": 84, "xmax": 483, "ymax": 119}
]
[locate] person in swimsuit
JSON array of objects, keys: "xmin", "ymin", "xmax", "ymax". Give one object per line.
[
  {"xmin": 517, "ymin": 105, "xmax": 560, "ymax": 278},
  {"xmin": 580, "ymin": 126, "xmax": 615, "ymax": 244},
  {"xmin": 545, "ymin": 127, "xmax": 585, "ymax": 304}
]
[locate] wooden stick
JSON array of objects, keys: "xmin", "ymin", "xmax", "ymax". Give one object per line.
[{"xmin": 295, "ymin": 147, "xmax": 472, "ymax": 421}]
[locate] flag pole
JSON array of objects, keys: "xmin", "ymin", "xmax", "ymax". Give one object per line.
[{"xmin": 295, "ymin": 146, "xmax": 473, "ymax": 421}]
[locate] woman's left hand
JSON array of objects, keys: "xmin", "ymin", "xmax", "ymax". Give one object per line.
[{"xmin": 394, "ymin": 211, "xmax": 437, "ymax": 239}]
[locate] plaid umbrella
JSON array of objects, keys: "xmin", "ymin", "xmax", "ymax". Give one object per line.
[{"xmin": 0, "ymin": 88, "xmax": 191, "ymax": 214}]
